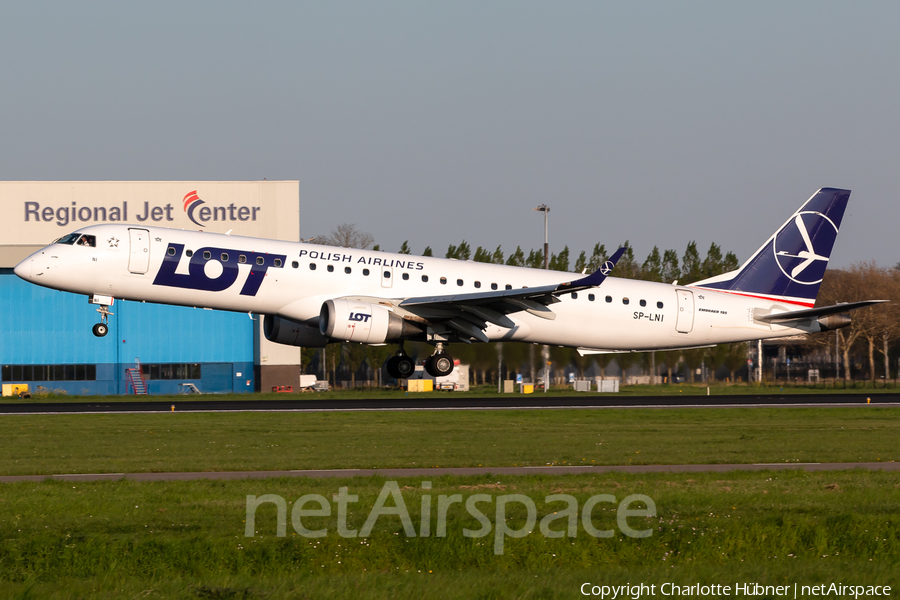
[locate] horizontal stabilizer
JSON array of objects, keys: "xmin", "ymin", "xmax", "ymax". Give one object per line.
[{"xmin": 754, "ymin": 300, "xmax": 888, "ymax": 323}]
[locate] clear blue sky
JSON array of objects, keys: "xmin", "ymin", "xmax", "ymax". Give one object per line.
[{"xmin": 2, "ymin": 1, "xmax": 898, "ymax": 268}]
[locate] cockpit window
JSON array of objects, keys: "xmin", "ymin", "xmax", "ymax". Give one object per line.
[
  {"xmin": 56, "ymin": 233, "xmax": 81, "ymax": 245},
  {"xmin": 78, "ymin": 235, "xmax": 96, "ymax": 247}
]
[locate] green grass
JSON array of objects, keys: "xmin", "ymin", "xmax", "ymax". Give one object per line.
[
  {"xmin": 0, "ymin": 471, "xmax": 898, "ymax": 598},
  {"xmin": 0, "ymin": 407, "xmax": 898, "ymax": 476},
  {"xmin": 6, "ymin": 381, "xmax": 900, "ymax": 403}
]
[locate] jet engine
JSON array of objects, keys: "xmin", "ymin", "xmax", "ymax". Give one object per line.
[
  {"xmin": 319, "ymin": 299, "xmax": 421, "ymax": 344},
  {"xmin": 263, "ymin": 315, "xmax": 330, "ymax": 348}
]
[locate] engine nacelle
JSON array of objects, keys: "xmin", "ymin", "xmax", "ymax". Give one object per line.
[
  {"xmin": 263, "ymin": 315, "xmax": 329, "ymax": 348},
  {"xmin": 319, "ymin": 299, "xmax": 421, "ymax": 344}
]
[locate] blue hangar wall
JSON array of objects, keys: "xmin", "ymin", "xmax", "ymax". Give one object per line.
[{"xmin": 0, "ymin": 269, "xmax": 255, "ymax": 395}]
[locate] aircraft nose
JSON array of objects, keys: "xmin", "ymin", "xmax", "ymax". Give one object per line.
[{"xmin": 14, "ymin": 258, "xmax": 32, "ymax": 280}]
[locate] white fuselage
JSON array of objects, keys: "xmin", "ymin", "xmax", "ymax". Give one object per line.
[{"xmin": 15, "ymin": 224, "xmax": 820, "ymax": 351}]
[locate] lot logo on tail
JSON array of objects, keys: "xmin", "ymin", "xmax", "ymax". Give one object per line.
[
  {"xmin": 773, "ymin": 211, "xmax": 838, "ymax": 285},
  {"xmin": 183, "ymin": 191, "xmax": 205, "ymax": 227}
]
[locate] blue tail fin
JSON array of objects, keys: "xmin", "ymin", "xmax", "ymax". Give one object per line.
[{"xmin": 692, "ymin": 188, "xmax": 850, "ymax": 307}]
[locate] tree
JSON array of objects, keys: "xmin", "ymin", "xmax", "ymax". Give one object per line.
[
  {"xmin": 700, "ymin": 243, "xmax": 724, "ymax": 279},
  {"xmin": 641, "ymin": 246, "xmax": 664, "ymax": 282},
  {"xmin": 473, "ymin": 246, "xmax": 493, "ymax": 263},
  {"xmin": 422, "ymin": 246, "xmax": 433, "ymax": 257},
  {"xmin": 681, "ymin": 241, "xmax": 702, "ymax": 283},
  {"xmin": 615, "ymin": 243, "xmax": 640, "ymax": 279},
  {"xmin": 573, "ymin": 251, "xmax": 588, "ymax": 274},
  {"xmin": 319, "ymin": 223, "xmax": 375, "ymax": 249},
  {"xmin": 506, "ymin": 246, "xmax": 525, "ymax": 267},
  {"xmin": 366, "ymin": 344, "xmax": 394, "ymax": 387},
  {"xmin": 344, "ymin": 343, "xmax": 369, "ymax": 387},
  {"xmin": 661, "ymin": 249, "xmax": 680, "ymax": 283},
  {"xmin": 681, "ymin": 348, "xmax": 705, "ymax": 383},
  {"xmin": 549, "ymin": 246, "xmax": 570, "ymax": 272},
  {"xmin": 818, "ymin": 267, "xmax": 877, "ymax": 381},
  {"xmin": 615, "ymin": 352, "xmax": 639, "ymax": 385},
  {"xmin": 491, "ymin": 245, "xmax": 504, "ymax": 265},
  {"xmin": 723, "ymin": 343, "xmax": 749, "ymax": 383},
  {"xmin": 525, "ymin": 249, "xmax": 544, "ymax": 269},
  {"xmin": 446, "ymin": 240, "xmax": 471, "ymax": 260},
  {"xmin": 398, "ymin": 241, "xmax": 411, "ymax": 254},
  {"xmin": 587, "ymin": 244, "xmax": 608, "ymax": 272}
]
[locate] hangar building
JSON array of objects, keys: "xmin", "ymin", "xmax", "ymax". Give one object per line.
[{"xmin": 0, "ymin": 181, "xmax": 302, "ymax": 395}]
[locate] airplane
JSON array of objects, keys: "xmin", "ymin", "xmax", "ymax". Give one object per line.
[{"xmin": 14, "ymin": 187, "xmax": 885, "ymax": 380}]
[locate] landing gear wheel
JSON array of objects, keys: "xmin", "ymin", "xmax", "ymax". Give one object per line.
[
  {"xmin": 386, "ymin": 355, "xmax": 416, "ymax": 379},
  {"xmin": 425, "ymin": 353, "xmax": 454, "ymax": 377},
  {"xmin": 92, "ymin": 323, "xmax": 109, "ymax": 337}
]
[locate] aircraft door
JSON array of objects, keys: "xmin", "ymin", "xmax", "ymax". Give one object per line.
[
  {"xmin": 675, "ymin": 289, "xmax": 694, "ymax": 333},
  {"xmin": 381, "ymin": 266, "xmax": 393, "ymax": 288},
  {"xmin": 128, "ymin": 228, "xmax": 151, "ymax": 274}
]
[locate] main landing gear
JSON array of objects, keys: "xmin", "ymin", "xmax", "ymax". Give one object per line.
[
  {"xmin": 386, "ymin": 347, "xmax": 416, "ymax": 380},
  {"xmin": 424, "ymin": 343, "xmax": 454, "ymax": 378}
]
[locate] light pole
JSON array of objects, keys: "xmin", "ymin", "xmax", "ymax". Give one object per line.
[
  {"xmin": 533, "ymin": 205, "xmax": 549, "ymax": 269},
  {"xmin": 533, "ymin": 204, "xmax": 550, "ymax": 392}
]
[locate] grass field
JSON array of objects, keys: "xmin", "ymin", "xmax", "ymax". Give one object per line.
[
  {"xmin": 0, "ymin": 471, "xmax": 897, "ymax": 598},
  {"xmin": 0, "ymin": 405, "xmax": 898, "ymax": 598},
  {"xmin": 0, "ymin": 407, "xmax": 897, "ymax": 476}
]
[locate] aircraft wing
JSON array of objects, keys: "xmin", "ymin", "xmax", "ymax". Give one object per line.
[{"xmin": 394, "ymin": 247, "xmax": 627, "ymax": 342}]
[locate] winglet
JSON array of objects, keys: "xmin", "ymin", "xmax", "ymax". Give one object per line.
[{"xmin": 556, "ymin": 246, "xmax": 627, "ymax": 292}]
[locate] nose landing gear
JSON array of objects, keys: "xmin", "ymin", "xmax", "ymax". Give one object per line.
[{"xmin": 89, "ymin": 294, "xmax": 114, "ymax": 338}]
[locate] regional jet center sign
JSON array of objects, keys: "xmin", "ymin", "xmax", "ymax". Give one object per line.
[{"xmin": 1, "ymin": 181, "xmax": 300, "ymax": 245}]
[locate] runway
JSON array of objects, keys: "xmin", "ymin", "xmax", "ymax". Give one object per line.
[
  {"xmin": 1, "ymin": 393, "xmax": 898, "ymax": 415},
  {"xmin": 0, "ymin": 461, "xmax": 896, "ymax": 483}
]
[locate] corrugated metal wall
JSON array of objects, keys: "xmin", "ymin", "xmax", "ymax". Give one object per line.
[{"xmin": 1, "ymin": 270, "xmax": 254, "ymax": 394}]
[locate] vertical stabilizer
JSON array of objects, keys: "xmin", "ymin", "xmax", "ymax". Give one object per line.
[{"xmin": 692, "ymin": 188, "xmax": 850, "ymax": 307}]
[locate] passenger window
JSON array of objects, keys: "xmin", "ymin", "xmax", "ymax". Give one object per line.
[
  {"xmin": 588, "ymin": 294, "xmax": 595, "ymax": 301},
  {"xmin": 186, "ymin": 250, "xmax": 193, "ymax": 257},
  {"xmin": 221, "ymin": 253, "xmax": 229, "ymax": 262},
  {"xmin": 167, "ymin": 247, "xmax": 176, "ymax": 256},
  {"xmin": 440, "ymin": 277, "xmax": 447, "ymax": 285},
  {"xmin": 572, "ymin": 292, "xmax": 578, "ymax": 299},
  {"xmin": 640, "ymin": 299, "xmax": 647, "ymax": 307},
  {"xmin": 474, "ymin": 281, "xmax": 481, "ymax": 288},
  {"xmin": 345, "ymin": 266, "xmax": 351, "ymax": 274},
  {"xmin": 402, "ymin": 273, "xmax": 409, "ymax": 280},
  {"xmin": 274, "ymin": 259, "xmax": 282, "ymax": 267},
  {"xmin": 363, "ymin": 268, "xmax": 370, "ymax": 276},
  {"xmin": 309, "ymin": 263, "xmax": 316, "ymax": 270},
  {"xmin": 505, "ymin": 284, "xmax": 512, "ymax": 290},
  {"xmin": 256, "ymin": 257, "xmax": 264, "ymax": 266},
  {"xmin": 238, "ymin": 255, "xmax": 246, "ymax": 263},
  {"xmin": 657, "ymin": 301, "xmax": 664, "ymax": 309},
  {"xmin": 491, "ymin": 283, "xmax": 498, "ymax": 290},
  {"xmin": 383, "ymin": 271, "xmax": 391, "ymax": 279},
  {"xmin": 327, "ymin": 265, "xmax": 334, "ymax": 272},
  {"xmin": 422, "ymin": 275, "xmax": 429, "ymax": 282},
  {"xmin": 457, "ymin": 279, "xmax": 464, "ymax": 286},
  {"xmin": 203, "ymin": 251, "xmax": 211, "ymax": 260},
  {"xmin": 291, "ymin": 261, "xmax": 298, "ymax": 268},
  {"xmin": 623, "ymin": 298, "xmax": 630, "ymax": 305},
  {"xmin": 605, "ymin": 296, "xmax": 612, "ymax": 303}
]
